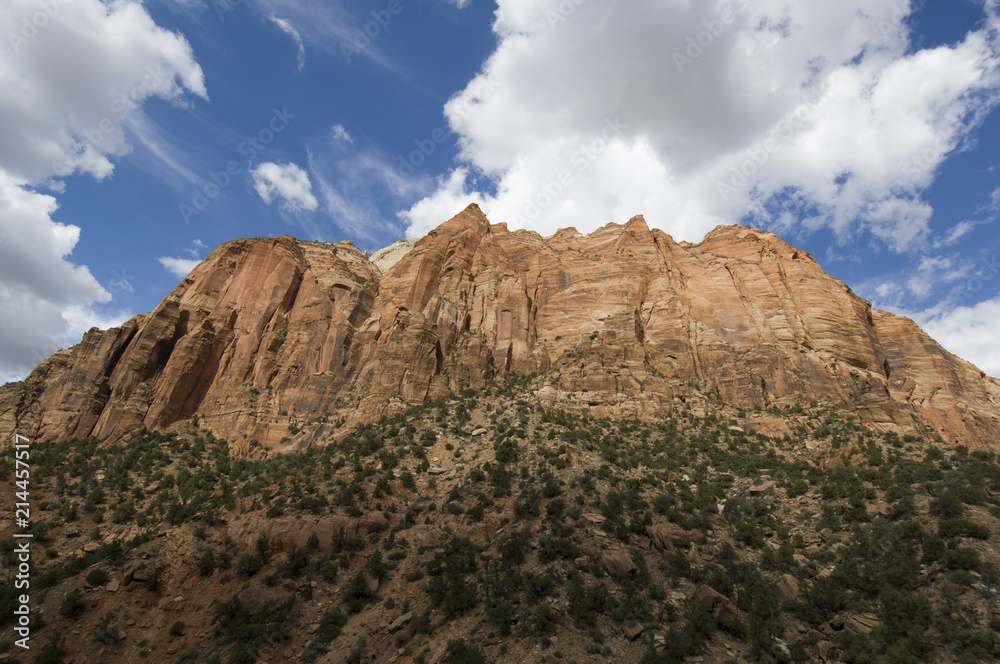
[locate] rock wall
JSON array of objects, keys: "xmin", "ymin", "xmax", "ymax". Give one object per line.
[{"xmin": 3, "ymin": 205, "xmax": 998, "ymax": 450}]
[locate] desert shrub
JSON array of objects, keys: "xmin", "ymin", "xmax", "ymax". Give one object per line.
[
  {"xmin": 530, "ymin": 604, "xmax": 561, "ymax": 636},
  {"xmin": 199, "ymin": 549, "xmax": 216, "ymax": 576},
  {"xmin": 59, "ymin": 590, "xmax": 85, "ymax": 619},
  {"xmin": 939, "ymin": 519, "xmax": 990, "ymax": 540},
  {"xmin": 85, "ymin": 569, "xmax": 108, "ymax": 586},
  {"xmin": 301, "ymin": 608, "xmax": 347, "ymax": 662},
  {"xmin": 237, "ymin": 553, "xmax": 264, "ymax": 577},
  {"xmin": 445, "ymin": 639, "xmax": 486, "ymax": 664}
]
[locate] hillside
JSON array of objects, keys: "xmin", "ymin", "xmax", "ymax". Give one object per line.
[{"xmin": 1, "ymin": 380, "xmax": 999, "ymax": 663}]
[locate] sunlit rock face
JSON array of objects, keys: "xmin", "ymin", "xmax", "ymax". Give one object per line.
[{"xmin": 3, "ymin": 204, "xmax": 998, "ymax": 451}]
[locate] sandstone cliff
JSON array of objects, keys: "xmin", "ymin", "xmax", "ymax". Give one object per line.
[{"xmin": 2, "ymin": 205, "xmax": 998, "ymax": 450}]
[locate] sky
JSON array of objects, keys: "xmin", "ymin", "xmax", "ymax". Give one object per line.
[{"xmin": 1, "ymin": 0, "xmax": 999, "ymax": 383}]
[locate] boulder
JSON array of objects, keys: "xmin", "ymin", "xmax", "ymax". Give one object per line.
[
  {"xmin": 645, "ymin": 523, "xmax": 676, "ymax": 553},
  {"xmin": 692, "ymin": 585, "xmax": 740, "ymax": 623},
  {"xmin": 597, "ymin": 550, "xmax": 636, "ymax": 576},
  {"xmin": 775, "ymin": 574, "xmax": 800, "ymax": 603}
]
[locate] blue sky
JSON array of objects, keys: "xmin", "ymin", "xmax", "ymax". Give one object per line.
[{"xmin": 1, "ymin": 0, "xmax": 999, "ymax": 382}]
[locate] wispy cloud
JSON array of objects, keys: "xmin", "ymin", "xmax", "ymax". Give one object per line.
[
  {"xmin": 269, "ymin": 14, "xmax": 306, "ymax": 71},
  {"xmin": 249, "ymin": 0, "xmax": 427, "ymax": 76},
  {"xmin": 331, "ymin": 124, "xmax": 354, "ymax": 144},
  {"xmin": 308, "ymin": 149, "xmax": 409, "ymax": 243}
]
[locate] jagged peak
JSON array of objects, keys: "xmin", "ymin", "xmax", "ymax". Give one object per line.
[{"xmin": 624, "ymin": 214, "xmax": 649, "ymax": 231}]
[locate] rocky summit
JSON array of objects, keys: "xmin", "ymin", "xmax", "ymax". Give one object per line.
[{"xmin": 2, "ymin": 204, "xmax": 998, "ymax": 452}]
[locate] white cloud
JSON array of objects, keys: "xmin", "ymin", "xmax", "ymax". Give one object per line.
[
  {"xmin": 309, "ymin": 150, "xmax": 411, "ymax": 242},
  {"xmin": 251, "ymin": 161, "xmax": 319, "ymax": 211},
  {"xmin": 402, "ymin": 0, "xmax": 1000, "ymax": 252},
  {"xmin": 939, "ymin": 220, "xmax": 977, "ymax": 246},
  {"xmin": 269, "ymin": 14, "xmax": 306, "ymax": 71},
  {"xmin": 0, "ymin": 173, "xmax": 120, "ymax": 382},
  {"xmin": 0, "ymin": 0, "xmax": 207, "ymax": 184},
  {"xmin": 158, "ymin": 256, "xmax": 202, "ymax": 279},
  {"xmin": 0, "ymin": 0, "xmax": 206, "ymax": 382},
  {"xmin": 918, "ymin": 296, "xmax": 1000, "ymax": 378},
  {"xmin": 331, "ymin": 124, "xmax": 354, "ymax": 144},
  {"xmin": 185, "ymin": 239, "xmax": 207, "ymax": 257},
  {"xmin": 250, "ymin": 0, "xmax": 398, "ymax": 70},
  {"xmin": 61, "ymin": 304, "xmax": 134, "ymax": 348}
]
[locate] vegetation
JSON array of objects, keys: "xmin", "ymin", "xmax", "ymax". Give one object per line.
[{"xmin": 2, "ymin": 377, "xmax": 999, "ymax": 663}]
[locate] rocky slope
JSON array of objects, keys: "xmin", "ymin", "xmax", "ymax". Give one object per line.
[
  {"xmin": 2, "ymin": 204, "xmax": 999, "ymax": 451},
  {"xmin": 2, "ymin": 385, "xmax": 999, "ymax": 664}
]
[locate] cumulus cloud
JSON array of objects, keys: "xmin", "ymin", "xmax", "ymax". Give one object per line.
[
  {"xmin": 0, "ymin": 173, "xmax": 117, "ymax": 382},
  {"xmin": 918, "ymin": 296, "xmax": 1000, "ymax": 378},
  {"xmin": 0, "ymin": 0, "xmax": 207, "ymax": 184},
  {"xmin": 158, "ymin": 256, "xmax": 202, "ymax": 280},
  {"xmin": 251, "ymin": 161, "xmax": 319, "ymax": 211},
  {"xmin": 402, "ymin": 0, "xmax": 1000, "ymax": 252},
  {"xmin": 0, "ymin": 0, "xmax": 206, "ymax": 382},
  {"xmin": 269, "ymin": 14, "xmax": 306, "ymax": 71}
]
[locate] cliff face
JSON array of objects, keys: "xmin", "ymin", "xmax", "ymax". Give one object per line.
[{"xmin": 3, "ymin": 205, "xmax": 999, "ymax": 451}]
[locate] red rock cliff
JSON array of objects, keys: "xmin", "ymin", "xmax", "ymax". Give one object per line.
[{"xmin": 2, "ymin": 205, "xmax": 998, "ymax": 451}]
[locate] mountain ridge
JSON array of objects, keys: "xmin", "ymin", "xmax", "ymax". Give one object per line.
[{"xmin": 2, "ymin": 204, "xmax": 998, "ymax": 452}]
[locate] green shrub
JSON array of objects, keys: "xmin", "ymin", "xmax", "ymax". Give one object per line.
[
  {"xmin": 199, "ymin": 549, "xmax": 216, "ymax": 576},
  {"xmin": 922, "ymin": 536, "xmax": 946, "ymax": 562},
  {"xmin": 939, "ymin": 518, "xmax": 991, "ymax": 540},
  {"xmin": 32, "ymin": 636, "xmax": 65, "ymax": 664},
  {"xmin": 236, "ymin": 553, "xmax": 263, "ymax": 577},
  {"xmin": 93, "ymin": 612, "xmax": 121, "ymax": 646},
  {"xmin": 144, "ymin": 567, "xmax": 163, "ymax": 591},
  {"xmin": 85, "ymin": 569, "xmax": 108, "ymax": 586},
  {"xmin": 931, "ymin": 492, "xmax": 965, "ymax": 519},
  {"xmin": 59, "ymin": 590, "xmax": 84, "ymax": 619},
  {"xmin": 445, "ymin": 639, "xmax": 486, "ymax": 664},
  {"xmin": 342, "ymin": 573, "xmax": 376, "ymax": 614},
  {"xmin": 530, "ymin": 604, "xmax": 561, "ymax": 636},
  {"xmin": 944, "ymin": 546, "xmax": 981, "ymax": 571},
  {"xmin": 787, "ymin": 479, "xmax": 809, "ymax": 498},
  {"xmin": 301, "ymin": 608, "xmax": 347, "ymax": 662}
]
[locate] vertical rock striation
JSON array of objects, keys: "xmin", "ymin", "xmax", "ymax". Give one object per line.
[{"xmin": 2, "ymin": 205, "xmax": 998, "ymax": 451}]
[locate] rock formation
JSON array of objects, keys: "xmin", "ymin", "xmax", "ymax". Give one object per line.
[{"xmin": 2, "ymin": 204, "xmax": 999, "ymax": 450}]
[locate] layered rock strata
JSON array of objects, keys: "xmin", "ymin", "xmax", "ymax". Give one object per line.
[{"xmin": 2, "ymin": 205, "xmax": 998, "ymax": 451}]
